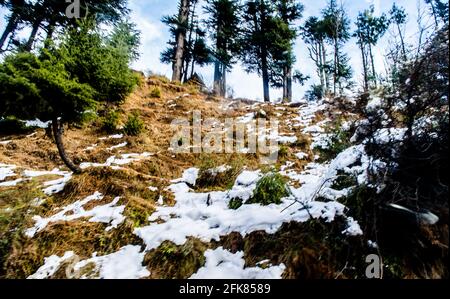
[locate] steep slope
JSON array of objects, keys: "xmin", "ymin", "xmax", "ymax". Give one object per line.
[{"xmin": 0, "ymin": 76, "xmax": 445, "ymax": 279}]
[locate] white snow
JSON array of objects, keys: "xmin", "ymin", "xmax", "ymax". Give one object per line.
[
  {"xmin": 0, "ymin": 164, "xmax": 16, "ymax": 181},
  {"xmin": 171, "ymin": 167, "xmax": 200, "ymax": 186},
  {"xmin": 80, "ymin": 152, "xmax": 153, "ymax": 170},
  {"xmin": 0, "ymin": 178, "xmax": 23, "ymax": 187},
  {"xmin": 24, "ymin": 119, "xmax": 51, "ymax": 128},
  {"xmin": 25, "ymin": 192, "xmax": 125, "ymax": 237},
  {"xmin": 73, "ymin": 245, "xmax": 149, "ymax": 279},
  {"xmin": 99, "ymin": 134, "xmax": 124, "ymax": 140},
  {"xmin": 28, "ymin": 251, "xmax": 75, "ymax": 279},
  {"xmin": 28, "ymin": 246, "xmax": 149, "ymax": 279},
  {"xmin": 295, "ymin": 152, "xmax": 309, "ymax": 160},
  {"xmin": 0, "ymin": 140, "xmax": 12, "ymax": 145},
  {"xmin": 107, "ymin": 142, "xmax": 128, "ymax": 151},
  {"xmin": 190, "ymin": 247, "xmax": 285, "ymax": 279}
]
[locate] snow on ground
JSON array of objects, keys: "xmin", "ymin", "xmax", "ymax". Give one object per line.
[
  {"xmin": 73, "ymin": 245, "xmax": 149, "ymax": 279},
  {"xmin": 107, "ymin": 142, "xmax": 128, "ymax": 151},
  {"xmin": 0, "ymin": 164, "xmax": 16, "ymax": 181},
  {"xmin": 190, "ymin": 247, "xmax": 285, "ymax": 279},
  {"xmin": 25, "ymin": 192, "xmax": 125, "ymax": 237},
  {"xmin": 24, "ymin": 119, "xmax": 51, "ymax": 128},
  {"xmin": 28, "ymin": 245, "xmax": 149, "ymax": 279},
  {"xmin": 28, "ymin": 251, "xmax": 75, "ymax": 279},
  {"xmin": 80, "ymin": 152, "xmax": 153, "ymax": 170}
]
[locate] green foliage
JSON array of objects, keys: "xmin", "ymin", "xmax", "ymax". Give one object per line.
[
  {"xmin": 0, "ymin": 51, "xmax": 96, "ymax": 123},
  {"xmin": 247, "ymin": 173, "xmax": 289, "ymax": 206},
  {"xmin": 149, "ymin": 87, "xmax": 161, "ymax": 98},
  {"xmin": 102, "ymin": 109, "xmax": 121, "ymax": 133},
  {"xmin": 0, "ymin": 116, "xmax": 34, "ymax": 135},
  {"xmin": 228, "ymin": 198, "xmax": 243, "ymax": 210},
  {"xmin": 60, "ymin": 19, "xmax": 140, "ymax": 104},
  {"xmin": 123, "ymin": 112, "xmax": 144, "ymax": 136},
  {"xmin": 317, "ymin": 124, "xmax": 351, "ymax": 162}
]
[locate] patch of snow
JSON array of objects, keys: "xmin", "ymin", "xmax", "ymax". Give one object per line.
[
  {"xmin": 0, "ymin": 164, "xmax": 16, "ymax": 181},
  {"xmin": 190, "ymin": 247, "xmax": 285, "ymax": 279},
  {"xmin": 80, "ymin": 152, "xmax": 152, "ymax": 170},
  {"xmin": 171, "ymin": 168, "xmax": 199, "ymax": 186},
  {"xmin": 25, "ymin": 192, "xmax": 125, "ymax": 237},
  {"xmin": 74, "ymin": 245, "xmax": 149, "ymax": 279},
  {"xmin": 0, "ymin": 140, "xmax": 12, "ymax": 145},
  {"xmin": 148, "ymin": 186, "xmax": 158, "ymax": 192},
  {"xmin": 342, "ymin": 217, "xmax": 363, "ymax": 236},
  {"xmin": 28, "ymin": 251, "xmax": 75, "ymax": 279},
  {"xmin": 42, "ymin": 172, "xmax": 73, "ymax": 195},
  {"xmin": 24, "ymin": 119, "xmax": 51, "ymax": 128},
  {"xmin": 0, "ymin": 178, "xmax": 23, "ymax": 187},
  {"xmin": 99, "ymin": 134, "xmax": 124, "ymax": 140},
  {"xmin": 295, "ymin": 152, "xmax": 309, "ymax": 160},
  {"xmin": 107, "ymin": 142, "xmax": 128, "ymax": 151}
]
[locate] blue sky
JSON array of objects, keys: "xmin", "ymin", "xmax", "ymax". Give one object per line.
[{"xmin": 0, "ymin": 0, "xmax": 435, "ymax": 101}]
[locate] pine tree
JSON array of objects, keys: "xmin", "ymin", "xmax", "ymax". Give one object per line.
[
  {"xmin": 273, "ymin": 0, "xmax": 303, "ymax": 102},
  {"xmin": 354, "ymin": 5, "xmax": 389, "ymax": 90},
  {"xmin": 322, "ymin": 0, "xmax": 351, "ymax": 95},
  {"xmin": 302, "ymin": 16, "xmax": 330, "ymax": 97},
  {"xmin": 0, "ymin": 20, "xmax": 140, "ymax": 173},
  {"xmin": 0, "ymin": 0, "xmax": 28, "ymax": 51},
  {"xmin": 204, "ymin": 0, "xmax": 241, "ymax": 97},
  {"xmin": 389, "ymin": 3, "xmax": 408, "ymax": 61}
]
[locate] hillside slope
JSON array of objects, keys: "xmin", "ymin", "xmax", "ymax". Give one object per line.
[{"xmin": 0, "ymin": 76, "xmax": 446, "ymax": 279}]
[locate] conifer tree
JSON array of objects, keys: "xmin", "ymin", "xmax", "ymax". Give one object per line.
[
  {"xmin": 0, "ymin": 20, "xmax": 140, "ymax": 173},
  {"xmin": 204, "ymin": 0, "xmax": 241, "ymax": 97}
]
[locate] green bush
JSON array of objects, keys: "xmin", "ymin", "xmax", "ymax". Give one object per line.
[
  {"xmin": 0, "ymin": 117, "xmax": 34, "ymax": 135},
  {"xmin": 102, "ymin": 110, "xmax": 120, "ymax": 133},
  {"xmin": 247, "ymin": 173, "xmax": 289, "ymax": 206},
  {"xmin": 123, "ymin": 112, "xmax": 144, "ymax": 136},
  {"xmin": 149, "ymin": 87, "xmax": 161, "ymax": 98}
]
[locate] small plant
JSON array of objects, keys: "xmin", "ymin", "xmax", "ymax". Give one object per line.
[
  {"xmin": 247, "ymin": 173, "xmax": 289, "ymax": 206},
  {"xmin": 278, "ymin": 144, "xmax": 289, "ymax": 158},
  {"xmin": 317, "ymin": 123, "xmax": 351, "ymax": 162},
  {"xmin": 149, "ymin": 87, "xmax": 161, "ymax": 98},
  {"xmin": 123, "ymin": 112, "xmax": 144, "ymax": 136},
  {"xmin": 101, "ymin": 109, "xmax": 120, "ymax": 133},
  {"xmin": 228, "ymin": 198, "xmax": 243, "ymax": 210}
]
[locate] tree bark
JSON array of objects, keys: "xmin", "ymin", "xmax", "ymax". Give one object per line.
[
  {"xmin": 369, "ymin": 43, "xmax": 377, "ymax": 87},
  {"xmin": 261, "ymin": 47, "xmax": 270, "ymax": 103},
  {"xmin": 172, "ymin": 0, "xmax": 191, "ymax": 82},
  {"xmin": 0, "ymin": 15, "xmax": 18, "ymax": 51},
  {"xmin": 52, "ymin": 118, "xmax": 82, "ymax": 174},
  {"xmin": 397, "ymin": 23, "xmax": 407, "ymax": 61},
  {"xmin": 321, "ymin": 40, "xmax": 329, "ymax": 93},
  {"xmin": 25, "ymin": 18, "xmax": 43, "ymax": 51},
  {"xmin": 359, "ymin": 42, "xmax": 369, "ymax": 91}
]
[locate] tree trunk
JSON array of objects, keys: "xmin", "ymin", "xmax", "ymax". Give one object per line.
[
  {"xmin": 25, "ymin": 18, "xmax": 43, "ymax": 51},
  {"xmin": 317, "ymin": 42, "xmax": 325, "ymax": 95},
  {"xmin": 0, "ymin": 15, "xmax": 18, "ymax": 51},
  {"xmin": 369, "ymin": 44, "xmax": 377, "ymax": 87},
  {"xmin": 397, "ymin": 23, "xmax": 407, "ymax": 61},
  {"xmin": 213, "ymin": 60, "xmax": 223, "ymax": 96},
  {"xmin": 44, "ymin": 20, "xmax": 56, "ymax": 49},
  {"xmin": 286, "ymin": 67, "xmax": 292, "ymax": 102},
  {"xmin": 333, "ymin": 38, "xmax": 338, "ymax": 95},
  {"xmin": 360, "ymin": 43, "xmax": 369, "ymax": 91},
  {"xmin": 52, "ymin": 118, "xmax": 82, "ymax": 174},
  {"xmin": 261, "ymin": 46, "xmax": 270, "ymax": 103},
  {"xmin": 172, "ymin": 0, "xmax": 191, "ymax": 82},
  {"xmin": 321, "ymin": 40, "xmax": 329, "ymax": 93}
]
